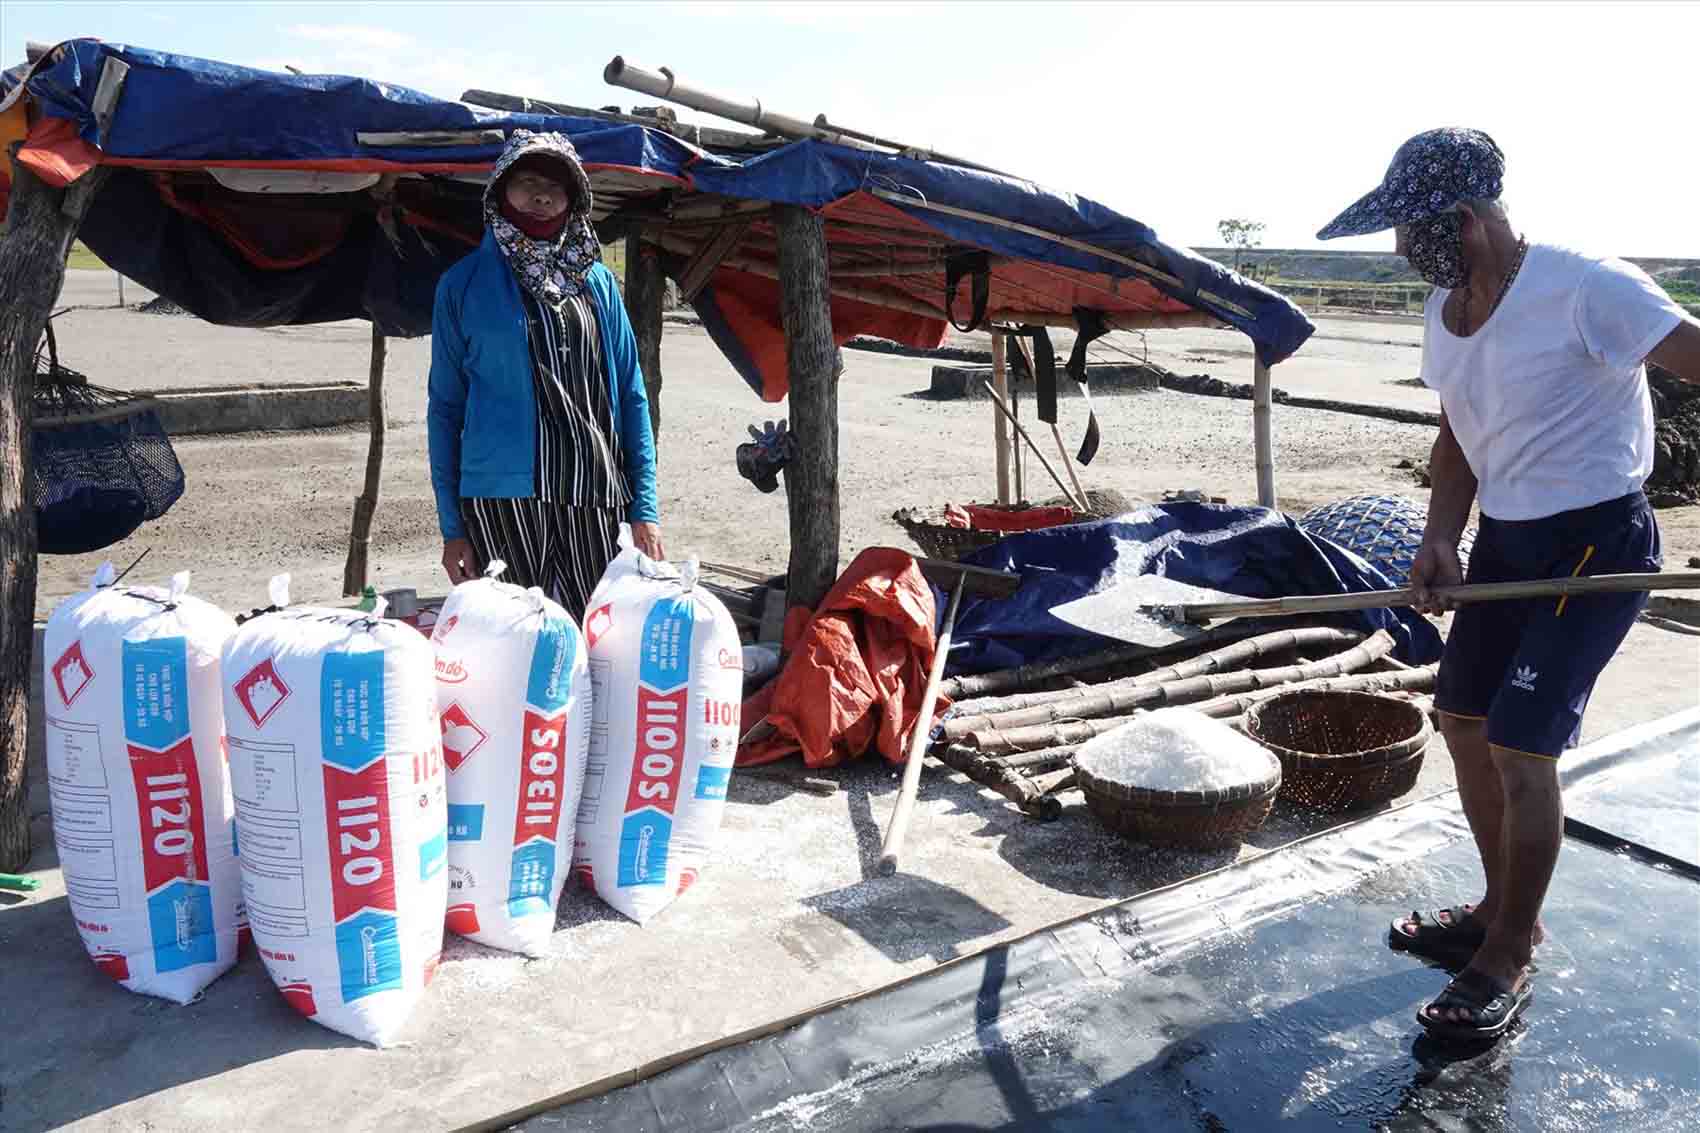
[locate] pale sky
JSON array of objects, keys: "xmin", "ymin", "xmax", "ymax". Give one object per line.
[{"xmin": 6, "ymin": 1, "xmax": 1698, "ymax": 257}]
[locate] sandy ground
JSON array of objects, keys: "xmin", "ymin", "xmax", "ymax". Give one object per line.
[
  {"xmin": 6, "ymin": 272, "xmax": 1694, "ymax": 1129},
  {"xmin": 44, "ymin": 270, "xmax": 1697, "ymax": 613}
]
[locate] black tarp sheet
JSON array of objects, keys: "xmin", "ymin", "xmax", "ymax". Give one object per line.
[{"xmin": 522, "ymin": 714, "xmax": 1700, "ymax": 1132}]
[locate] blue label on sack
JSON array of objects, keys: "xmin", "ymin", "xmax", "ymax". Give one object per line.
[
  {"xmin": 694, "ymin": 765, "xmax": 732, "ymax": 801},
  {"xmin": 446, "ymin": 804, "xmax": 485, "ymax": 842},
  {"xmin": 419, "ymin": 829, "xmax": 446, "ymax": 880},
  {"xmin": 321, "ymin": 652, "xmax": 385, "ymax": 774},
  {"xmin": 122, "ymin": 638, "xmax": 190, "ymax": 752},
  {"xmin": 145, "ymin": 879, "xmax": 217, "ymax": 972},
  {"xmin": 525, "ymin": 617, "xmax": 579, "ymax": 715},
  {"xmin": 334, "ymin": 909, "xmax": 402, "ymax": 1003}
]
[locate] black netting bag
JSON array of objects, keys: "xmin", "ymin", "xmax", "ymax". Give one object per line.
[{"xmin": 31, "ymin": 323, "xmax": 185, "ymax": 555}]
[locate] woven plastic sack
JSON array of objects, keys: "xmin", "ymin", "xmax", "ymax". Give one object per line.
[
  {"xmin": 221, "ymin": 579, "xmax": 447, "ymax": 1046},
  {"xmin": 1298, "ymin": 494, "xmax": 1475, "ymax": 588},
  {"xmin": 433, "ymin": 565, "xmax": 590, "ymax": 957},
  {"xmin": 574, "ymin": 543, "xmax": 743, "ymax": 924},
  {"xmin": 42, "ymin": 564, "xmax": 242, "ymax": 1004}
]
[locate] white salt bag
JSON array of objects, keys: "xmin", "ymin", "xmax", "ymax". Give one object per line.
[
  {"xmin": 433, "ymin": 564, "xmax": 590, "ymax": 956},
  {"xmin": 221, "ymin": 579, "xmax": 446, "ymax": 1046},
  {"xmin": 1074, "ymin": 707, "xmax": 1281, "ymax": 794},
  {"xmin": 42, "ymin": 565, "xmax": 242, "ymax": 1004},
  {"xmin": 574, "ymin": 543, "xmax": 742, "ymax": 923}
]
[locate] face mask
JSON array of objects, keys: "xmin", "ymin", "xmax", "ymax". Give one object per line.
[{"xmin": 1404, "ymin": 212, "xmax": 1466, "ymax": 289}]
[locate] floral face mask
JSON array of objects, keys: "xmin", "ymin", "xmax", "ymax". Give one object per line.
[{"xmin": 1404, "ymin": 211, "xmax": 1467, "ymax": 289}]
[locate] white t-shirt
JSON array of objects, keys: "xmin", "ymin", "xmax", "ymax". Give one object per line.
[{"xmin": 1419, "ymin": 243, "xmax": 1685, "ymax": 521}]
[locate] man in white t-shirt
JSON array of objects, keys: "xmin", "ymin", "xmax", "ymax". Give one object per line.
[{"xmin": 1318, "ymin": 128, "xmax": 1700, "ymax": 1042}]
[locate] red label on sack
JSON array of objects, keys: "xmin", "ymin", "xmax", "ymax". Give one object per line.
[
  {"xmin": 128, "ymin": 737, "xmax": 211, "ymax": 893},
  {"xmin": 585, "ymin": 605, "xmax": 614, "ymax": 649},
  {"xmin": 321, "ymin": 761, "xmax": 396, "ymax": 923},
  {"xmin": 53, "ymin": 640, "xmax": 95, "ymax": 708},
  {"xmin": 93, "ymin": 953, "xmax": 131, "ymax": 982},
  {"xmin": 233, "ymin": 658, "xmax": 291, "ymax": 729},
  {"xmin": 625, "ymin": 688, "xmax": 687, "ymax": 816},
  {"xmin": 280, "ymin": 981, "xmax": 317, "ymax": 1017},
  {"xmin": 439, "ymin": 701, "xmax": 488, "ymax": 772},
  {"xmin": 514, "ymin": 708, "xmax": 569, "ymax": 842}
]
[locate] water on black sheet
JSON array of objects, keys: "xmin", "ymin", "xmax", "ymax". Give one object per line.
[{"xmin": 1565, "ymin": 733, "xmax": 1700, "ymax": 871}]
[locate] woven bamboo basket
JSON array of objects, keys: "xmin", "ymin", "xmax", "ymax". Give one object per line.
[
  {"xmin": 1075, "ymin": 760, "xmax": 1282, "ymax": 850},
  {"xmin": 1244, "ymin": 690, "xmax": 1432, "ymax": 813},
  {"xmin": 892, "ymin": 488, "xmax": 1135, "ymax": 562}
]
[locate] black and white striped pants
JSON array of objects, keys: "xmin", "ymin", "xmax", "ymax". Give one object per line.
[{"xmin": 460, "ymin": 498, "xmax": 621, "ymax": 620}]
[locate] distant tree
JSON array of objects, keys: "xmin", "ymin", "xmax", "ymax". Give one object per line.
[{"xmin": 1217, "ymin": 218, "xmax": 1266, "ymax": 273}]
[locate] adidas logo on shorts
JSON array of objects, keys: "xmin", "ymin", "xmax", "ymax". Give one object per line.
[{"xmin": 1511, "ymin": 666, "xmax": 1538, "ymax": 692}]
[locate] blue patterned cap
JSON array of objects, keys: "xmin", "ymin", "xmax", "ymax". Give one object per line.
[{"xmin": 1317, "ymin": 128, "xmax": 1504, "ymax": 240}]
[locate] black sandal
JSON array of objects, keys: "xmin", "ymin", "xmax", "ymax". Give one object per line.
[
  {"xmin": 1417, "ymin": 968, "xmax": 1533, "ymax": 1042},
  {"xmin": 1389, "ymin": 906, "xmax": 1486, "ymax": 959}
]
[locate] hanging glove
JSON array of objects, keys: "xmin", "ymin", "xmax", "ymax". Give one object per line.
[{"xmin": 736, "ymin": 419, "xmax": 797, "ymax": 494}]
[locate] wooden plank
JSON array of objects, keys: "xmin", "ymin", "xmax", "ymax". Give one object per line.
[
  {"xmin": 675, "ymin": 219, "xmax": 753, "ymax": 301},
  {"xmin": 991, "ymin": 332, "xmax": 1011, "ymax": 504},
  {"xmin": 355, "ymin": 129, "xmax": 506, "ymax": 147},
  {"xmin": 774, "ymin": 205, "xmax": 840, "ymax": 613},
  {"xmin": 90, "ymin": 58, "xmax": 131, "ymax": 147},
  {"xmin": 758, "ymin": 587, "xmax": 788, "ymax": 643},
  {"xmin": 913, "ymin": 557, "xmax": 1021, "ymax": 600}
]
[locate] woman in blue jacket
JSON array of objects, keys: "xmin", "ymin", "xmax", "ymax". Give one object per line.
[{"xmin": 428, "ymin": 130, "xmax": 661, "ymax": 616}]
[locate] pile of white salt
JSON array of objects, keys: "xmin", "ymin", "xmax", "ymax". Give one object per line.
[{"xmin": 1075, "ymin": 707, "xmax": 1280, "ymax": 792}]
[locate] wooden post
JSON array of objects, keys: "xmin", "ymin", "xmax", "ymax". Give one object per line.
[
  {"xmin": 0, "ymin": 162, "xmax": 110, "ymax": 870},
  {"xmin": 1253, "ymin": 357, "xmax": 1277, "ymax": 510},
  {"xmin": 773, "ymin": 205, "xmax": 839, "ymax": 612},
  {"xmin": 991, "ymin": 331, "xmax": 1011, "ymax": 504},
  {"xmin": 625, "ymin": 232, "xmax": 665, "ymax": 442},
  {"xmin": 341, "ymin": 325, "xmax": 389, "ymax": 596}
]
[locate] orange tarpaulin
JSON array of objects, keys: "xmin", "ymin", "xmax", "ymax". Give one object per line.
[{"xmin": 737, "ymin": 547, "xmax": 943, "ymax": 769}]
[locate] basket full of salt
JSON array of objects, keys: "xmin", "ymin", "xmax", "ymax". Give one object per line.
[
  {"xmin": 1074, "ymin": 708, "xmax": 1282, "ymax": 850},
  {"xmin": 1245, "ymin": 690, "xmax": 1431, "ymax": 813}
]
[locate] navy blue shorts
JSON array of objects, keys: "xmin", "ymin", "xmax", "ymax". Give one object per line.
[{"xmin": 1434, "ymin": 491, "xmax": 1661, "ymax": 759}]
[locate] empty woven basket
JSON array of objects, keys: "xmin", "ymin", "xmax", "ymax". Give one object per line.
[{"xmin": 1244, "ymin": 690, "xmax": 1431, "ymax": 813}]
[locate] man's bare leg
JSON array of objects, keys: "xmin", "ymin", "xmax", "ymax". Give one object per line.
[
  {"xmin": 1399, "ymin": 714, "xmax": 1505, "ymax": 935},
  {"xmin": 1430, "ymin": 747, "xmax": 1561, "ymax": 1021}
]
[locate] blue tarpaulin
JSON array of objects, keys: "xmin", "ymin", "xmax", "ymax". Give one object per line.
[
  {"xmin": 4, "ymin": 39, "xmax": 1314, "ymax": 368},
  {"xmin": 944, "ymin": 503, "xmax": 1445, "ymax": 675}
]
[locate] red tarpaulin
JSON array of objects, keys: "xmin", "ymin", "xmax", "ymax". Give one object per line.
[{"xmin": 737, "ymin": 547, "xmax": 943, "ymax": 769}]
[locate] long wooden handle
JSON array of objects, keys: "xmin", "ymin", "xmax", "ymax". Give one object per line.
[
  {"xmin": 1172, "ymin": 571, "xmax": 1700, "ymax": 622},
  {"xmin": 978, "ymin": 379, "xmax": 1079, "ymax": 508},
  {"xmin": 879, "ymin": 578, "xmax": 965, "ymax": 876}
]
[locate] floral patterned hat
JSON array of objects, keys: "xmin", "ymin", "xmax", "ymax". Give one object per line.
[{"xmin": 1317, "ymin": 128, "xmax": 1505, "ymax": 240}]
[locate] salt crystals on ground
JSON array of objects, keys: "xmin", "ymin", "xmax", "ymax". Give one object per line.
[{"xmin": 1075, "ymin": 707, "xmax": 1280, "ymax": 792}]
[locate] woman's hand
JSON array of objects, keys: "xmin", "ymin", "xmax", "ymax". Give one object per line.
[
  {"xmin": 631, "ymin": 521, "xmax": 665, "ymax": 562},
  {"xmin": 1409, "ymin": 539, "xmax": 1463, "ymax": 614},
  {"xmin": 442, "ymin": 538, "xmax": 480, "ymax": 586}
]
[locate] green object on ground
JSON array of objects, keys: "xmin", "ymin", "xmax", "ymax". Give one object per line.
[
  {"xmin": 0, "ymin": 873, "xmax": 43, "ymax": 891},
  {"xmin": 356, "ymin": 584, "xmax": 378, "ymax": 612}
]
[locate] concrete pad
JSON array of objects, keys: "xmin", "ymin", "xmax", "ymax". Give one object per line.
[
  {"xmin": 6, "ymin": 612, "xmax": 1695, "ymax": 1129},
  {"xmin": 147, "ymin": 382, "xmax": 369, "ymax": 435},
  {"xmin": 926, "ymin": 362, "xmax": 1160, "ymax": 400}
]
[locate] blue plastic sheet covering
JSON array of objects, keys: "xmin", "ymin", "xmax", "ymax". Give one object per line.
[
  {"xmin": 946, "ymin": 503, "xmax": 1444, "ymax": 675},
  {"xmin": 9, "ymin": 40, "xmax": 1313, "ymax": 363}
]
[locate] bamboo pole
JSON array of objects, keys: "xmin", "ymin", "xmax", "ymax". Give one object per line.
[
  {"xmin": 1050, "ymin": 421, "xmax": 1090, "ymax": 511},
  {"xmin": 968, "ymin": 631, "xmax": 1396, "ymax": 754},
  {"xmin": 940, "ymin": 626, "xmax": 1363, "ymax": 739},
  {"xmin": 938, "ymin": 619, "xmax": 1268, "ymax": 701},
  {"xmin": 980, "ymin": 379, "xmax": 1080, "ymax": 507},
  {"xmin": 1168, "ymin": 570, "xmax": 1700, "ymax": 624},
  {"xmin": 991, "ymin": 332, "xmax": 1011, "ymax": 505},
  {"xmin": 1253, "ymin": 357, "xmax": 1276, "ymax": 509},
  {"xmin": 1193, "ymin": 664, "xmax": 1437, "ymax": 719},
  {"xmin": 342, "ymin": 324, "xmax": 388, "ymax": 596},
  {"xmin": 879, "ymin": 577, "xmax": 966, "ymax": 875}
]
